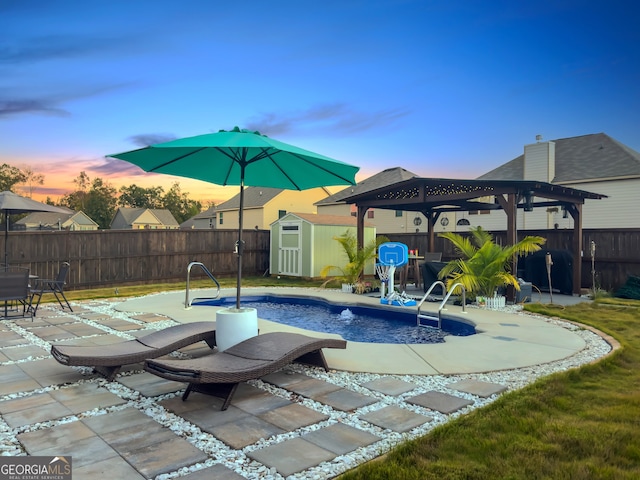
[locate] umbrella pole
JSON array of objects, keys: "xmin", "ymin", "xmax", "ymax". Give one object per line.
[
  {"xmin": 236, "ymin": 169, "xmax": 245, "ymax": 309},
  {"xmin": 4, "ymin": 213, "xmax": 8, "ymax": 266}
]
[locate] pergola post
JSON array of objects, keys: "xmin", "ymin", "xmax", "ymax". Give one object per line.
[
  {"xmin": 496, "ymin": 193, "xmax": 518, "ymax": 301},
  {"xmin": 426, "ymin": 210, "xmax": 437, "ymax": 253},
  {"xmin": 568, "ymin": 203, "xmax": 583, "ymax": 295},
  {"xmin": 356, "ymin": 205, "xmax": 367, "ymax": 250}
]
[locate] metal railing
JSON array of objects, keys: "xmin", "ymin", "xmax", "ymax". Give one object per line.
[
  {"xmin": 417, "ymin": 281, "xmax": 466, "ymax": 329},
  {"xmin": 185, "ymin": 262, "xmax": 221, "ymax": 308}
]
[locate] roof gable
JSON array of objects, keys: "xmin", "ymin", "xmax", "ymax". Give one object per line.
[
  {"xmin": 150, "ymin": 209, "xmax": 179, "ymax": 226},
  {"xmin": 112, "ymin": 207, "xmax": 178, "ymax": 227}
]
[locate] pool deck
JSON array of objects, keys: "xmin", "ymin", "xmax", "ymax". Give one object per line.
[
  {"xmin": 117, "ymin": 287, "xmax": 592, "ymax": 375},
  {"xmin": 1, "ymin": 288, "xmax": 608, "ymax": 479}
]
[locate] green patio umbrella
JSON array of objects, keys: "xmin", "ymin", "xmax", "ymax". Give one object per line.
[{"xmin": 108, "ymin": 127, "xmax": 359, "ymax": 309}]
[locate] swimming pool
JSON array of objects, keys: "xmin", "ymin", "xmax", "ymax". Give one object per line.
[{"xmin": 194, "ymin": 295, "xmax": 476, "ymax": 344}]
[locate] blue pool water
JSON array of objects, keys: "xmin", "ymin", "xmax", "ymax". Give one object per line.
[{"xmin": 195, "ymin": 295, "xmax": 475, "ymax": 344}]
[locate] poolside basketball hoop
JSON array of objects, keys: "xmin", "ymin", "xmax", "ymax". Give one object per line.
[{"xmin": 377, "ymin": 242, "xmax": 416, "ymax": 306}]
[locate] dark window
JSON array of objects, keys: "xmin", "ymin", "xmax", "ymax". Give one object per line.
[
  {"xmin": 219, "ymin": 212, "xmax": 223, "ymax": 225},
  {"xmin": 278, "ymin": 210, "xmax": 286, "ymax": 218},
  {"xmin": 395, "ymin": 210, "xmax": 403, "ymax": 217},
  {"xmin": 367, "ymin": 210, "xmax": 374, "ymax": 219}
]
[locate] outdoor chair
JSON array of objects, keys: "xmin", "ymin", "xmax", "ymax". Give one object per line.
[
  {"xmin": 0, "ymin": 267, "xmax": 33, "ymax": 319},
  {"xmin": 30, "ymin": 261, "xmax": 72, "ymax": 315},
  {"xmin": 422, "ymin": 252, "xmax": 442, "ymax": 262},
  {"xmin": 144, "ymin": 332, "xmax": 347, "ymax": 410},
  {"xmin": 50, "ymin": 321, "xmax": 217, "ymax": 380}
]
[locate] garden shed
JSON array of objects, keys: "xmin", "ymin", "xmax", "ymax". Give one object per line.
[{"xmin": 270, "ymin": 212, "xmax": 376, "ymax": 278}]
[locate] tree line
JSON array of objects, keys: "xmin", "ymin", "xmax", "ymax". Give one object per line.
[{"xmin": 1, "ymin": 163, "xmax": 205, "ymax": 229}]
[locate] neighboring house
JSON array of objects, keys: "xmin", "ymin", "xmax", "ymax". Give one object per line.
[
  {"xmin": 215, "ymin": 186, "xmax": 332, "ymax": 230},
  {"xmin": 182, "ymin": 205, "xmax": 217, "ymax": 229},
  {"xmin": 316, "ymin": 167, "xmax": 425, "ymax": 234},
  {"xmin": 467, "ymin": 133, "xmax": 640, "ymax": 231},
  {"xmin": 110, "ymin": 207, "xmax": 180, "ymax": 230},
  {"xmin": 14, "ymin": 209, "xmax": 99, "ymax": 231}
]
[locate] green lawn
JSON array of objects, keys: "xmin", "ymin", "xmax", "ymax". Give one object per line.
[
  {"xmin": 340, "ymin": 298, "xmax": 640, "ymax": 480},
  {"xmin": 60, "ymin": 275, "xmax": 326, "ymax": 303},
  {"xmin": 57, "ymin": 282, "xmax": 640, "ymax": 479}
]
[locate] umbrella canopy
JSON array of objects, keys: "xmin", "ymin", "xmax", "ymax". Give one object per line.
[
  {"xmin": 108, "ymin": 127, "xmax": 360, "ymax": 308},
  {"xmin": 0, "ymin": 191, "xmax": 70, "ymax": 265}
]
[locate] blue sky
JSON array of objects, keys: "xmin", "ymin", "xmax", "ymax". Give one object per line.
[{"xmin": 2, "ymin": 0, "xmax": 639, "ymax": 204}]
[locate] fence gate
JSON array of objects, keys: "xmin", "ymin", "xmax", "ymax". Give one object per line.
[{"xmin": 278, "ymin": 221, "xmax": 301, "ymax": 276}]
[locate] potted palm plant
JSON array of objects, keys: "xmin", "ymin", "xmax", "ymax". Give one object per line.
[
  {"xmin": 320, "ymin": 230, "xmax": 388, "ymax": 293},
  {"xmin": 438, "ymin": 227, "xmax": 545, "ymax": 306}
]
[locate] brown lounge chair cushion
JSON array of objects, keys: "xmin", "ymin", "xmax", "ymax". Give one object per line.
[
  {"xmin": 51, "ymin": 321, "xmax": 217, "ymax": 381},
  {"xmin": 145, "ymin": 332, "xmax": 347, "ymax": 410}
]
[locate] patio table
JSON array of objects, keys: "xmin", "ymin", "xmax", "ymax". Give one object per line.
[{"xmin": 399, "ymin": 255, "xmax": 424, "ymax": 291}]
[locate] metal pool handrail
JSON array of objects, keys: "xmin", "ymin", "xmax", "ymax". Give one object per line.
[
  {"xmin": 417, "ymin": 281, "xmax": 466, "ymax": 329},
  {"xmin": 185, "ymin": 262, "xmax": 220, "ymax": 308}
]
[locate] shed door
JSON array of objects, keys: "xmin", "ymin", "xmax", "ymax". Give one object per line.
[{"xmin": 279, "ymin": 222, "xmax": 301, "ymax": 276}]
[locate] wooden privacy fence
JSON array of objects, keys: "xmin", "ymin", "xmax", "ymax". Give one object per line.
[
  {"xmin": 2, "ymin": 228, "xmax": 639, "ymax": 292},
  {"xmin": 2, "ymin": 229, "xmax": 270, "ymax": 290},
  {"xmin": 384, "ymin": 228, "xmax": 640, "ymax": 292}
]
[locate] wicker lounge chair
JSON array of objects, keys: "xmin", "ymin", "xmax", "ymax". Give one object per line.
[
  {"xmin": 144, "ymin": 332, "xmax": 347, "ymax": 410},
  {"xmin": 51, "ymin": 321, "xmax": 217, "ymax": 381}
]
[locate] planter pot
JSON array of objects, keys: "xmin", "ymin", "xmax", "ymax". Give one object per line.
[
  {"xmin": 216, "ymin": 307, "xmax": 258, "ymax": 352},
  {"xmin": 476, "ymin": 296, "xmax": 486, "ymax": 307}
]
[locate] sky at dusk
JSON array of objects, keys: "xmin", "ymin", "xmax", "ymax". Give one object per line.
[{"xmin": 2, "ymin": 0, "xmax": 639, "ymax": 206}]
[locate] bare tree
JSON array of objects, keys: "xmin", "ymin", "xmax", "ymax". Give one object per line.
[{"xmin": 19, "ymin": 165, "xmax": 45, "ymax": 198}]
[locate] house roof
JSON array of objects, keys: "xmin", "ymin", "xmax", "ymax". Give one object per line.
[
  {"xmin": 283, "ymin": 212, "xmax": 374, "ymax": 227},
  {"xmin": 14, "ymin": 208, "xmax": 75, "ymax": 226},
  {"xmin": 152, "ymin": 209, "xmax": 180, "ymax": 226},
  {"xmin": 478, "ymin": 133, "xmax": 640, "ymax": 183},
  {"xmin": 316, "ymin": 167, "xmax": 418, "ymax": 205},
  {"xmin": 115, "ymin": 207, "xmax": 179, "ymax": 226},
  {"xmin": 191, "ymin": 205, "xmax": 217, "ymax": 220},
  {"xmin": 216, "ymin": 187, "xmax": 284, "ymax": 211}
]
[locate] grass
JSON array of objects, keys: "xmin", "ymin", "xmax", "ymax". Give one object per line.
[
  {"xmin": 52, "ymin": 281, "xmax": 640, "ymax": 478},
  {"xmin": 340, "ymin": 299, "xmax": 640, "ymax": 480},
  {"xmin": 60, "ymin": 275, "xmax": 325, "ymax": 303}
]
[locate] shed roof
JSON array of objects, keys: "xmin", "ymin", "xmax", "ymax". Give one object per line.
[{"xmin": 276, "ymin": 212, "xmax": 374, "ymax": 227}]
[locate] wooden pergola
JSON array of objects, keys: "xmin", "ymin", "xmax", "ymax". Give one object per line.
[{"xmin": 341, "ymin": 178, "xmax": 606, "ymax": 296}]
